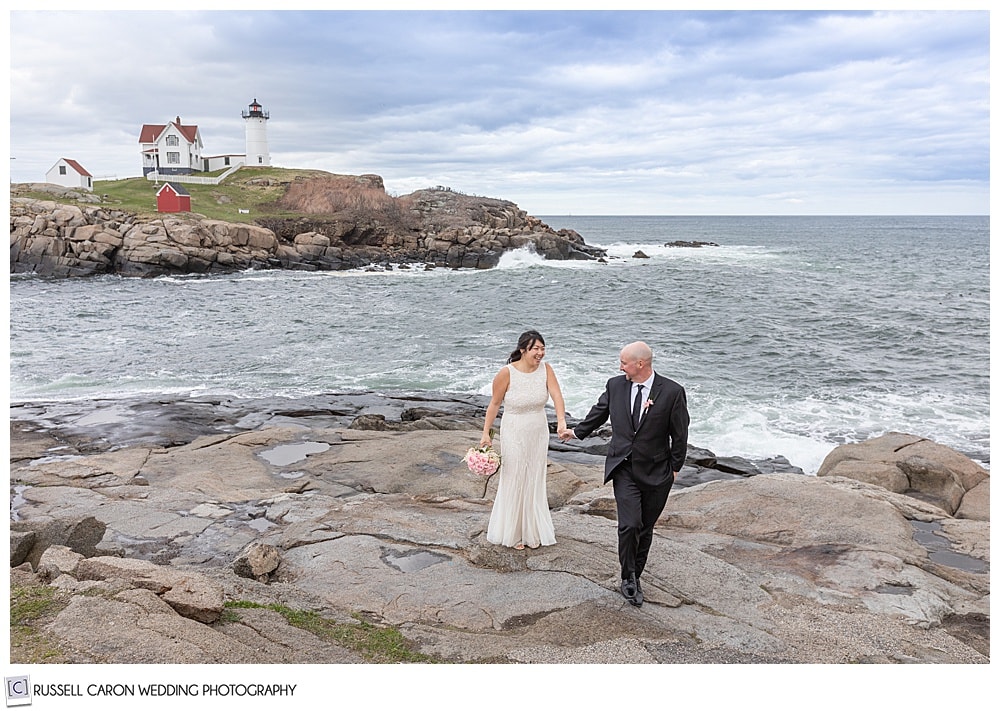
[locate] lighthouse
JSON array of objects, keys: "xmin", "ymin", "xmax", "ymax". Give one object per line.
[{"xmin": 242, "ymin": 98, "xmax": 271, "ymax": 167}]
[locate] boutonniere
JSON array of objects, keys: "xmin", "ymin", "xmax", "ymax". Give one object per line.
[{"xmin": 643, "ymin": 399, "xmax": 654, "ymax": 411}]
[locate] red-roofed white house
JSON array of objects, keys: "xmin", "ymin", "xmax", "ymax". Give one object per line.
[
  {"xmin": 138, "ymin": 117, "xmax": 204, "ymax": 176},
  {"xmin": 45, "ymin": 158, "xmax": 93, "ymax": 191}
]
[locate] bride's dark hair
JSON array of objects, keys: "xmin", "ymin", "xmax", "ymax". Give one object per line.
[{"xmin": 508, "ymin": 330, "xmax": 545, "ymax": 364}]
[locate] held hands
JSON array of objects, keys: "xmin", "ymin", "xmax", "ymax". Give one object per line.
[{"xmin": 486, "ymin": 427, "xmax": 575, "ymax": 443}]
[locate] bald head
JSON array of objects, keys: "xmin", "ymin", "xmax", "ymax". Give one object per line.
[
  {"xmin": 622, "ymin": 341, "xmax": 652, "ymax": 362},
  {"xmin": 619, "ymin": 341, "xmax": 654, "ymax": 381}
]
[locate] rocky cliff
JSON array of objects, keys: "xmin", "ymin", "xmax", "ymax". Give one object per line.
[{"xmin": 9, "ymin": 176, "xmax": 605, "ymax": 277}]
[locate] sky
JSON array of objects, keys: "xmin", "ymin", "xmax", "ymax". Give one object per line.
[{"xmin": 5, "ymin": 5, "xmax": 991, "ymax": 215}]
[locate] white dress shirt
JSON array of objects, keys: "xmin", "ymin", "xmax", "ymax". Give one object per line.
[{"xmin": 631, "ymin": 372, "xmax": 655, "ymax": 423}]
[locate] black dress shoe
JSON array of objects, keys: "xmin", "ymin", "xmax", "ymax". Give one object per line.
[
  {"xmin": 634, "ymin": 577, "xmax": 644, "ymax": 606},
  {"xmin": 620, "ymin": 575, "xmax": 639, "ymax": 605}
]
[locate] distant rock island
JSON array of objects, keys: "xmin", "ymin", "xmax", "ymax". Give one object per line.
[
  {"xmin": 665, "ymin": 240, "xmax": 719, "ymax": 248},
  {"xmin": 9, "ymin": 173, "xmax": 607, "ymax": 277}
]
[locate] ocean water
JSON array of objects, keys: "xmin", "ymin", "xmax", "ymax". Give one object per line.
[{"xmin": 8, "ymin": 215, "xmax": 989, "ymax": 474}]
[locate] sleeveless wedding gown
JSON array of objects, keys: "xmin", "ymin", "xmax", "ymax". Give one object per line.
[{"xmin": 486, "ymin": 363, "xmax": 557, "ymax": 548}]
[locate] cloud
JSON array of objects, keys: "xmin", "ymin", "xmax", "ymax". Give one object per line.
[{"xmin": 7, "ymin": 9, "xmax": 989, "ymax": 214}]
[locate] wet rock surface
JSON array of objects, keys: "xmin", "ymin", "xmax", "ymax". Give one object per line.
[{"xmin": 9, "ymin": 392, "xmax": 990, "ymax": 664}]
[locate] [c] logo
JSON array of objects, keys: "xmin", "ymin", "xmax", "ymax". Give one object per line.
[{"xmin": 5, "ymin": 677, "xmax": 31, "ymax": 707}]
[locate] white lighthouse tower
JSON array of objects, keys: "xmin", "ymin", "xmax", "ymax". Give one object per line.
[{"xmin": 242, "ymin": 98, "xmax": 271, "ymax": 167}]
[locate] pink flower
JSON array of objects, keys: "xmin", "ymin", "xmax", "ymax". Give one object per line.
[
  {"xmin": 643, "ymin": 399, "xmax": 654, "ymax": 411},
  {"xmin": 463, "ymin": 445, "xmax": 501, "ymax": 478}
]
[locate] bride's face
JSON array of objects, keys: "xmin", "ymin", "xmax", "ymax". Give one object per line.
[{"xmin": 522, "ymin": 340, "xmax": 546, "ymax": 365}]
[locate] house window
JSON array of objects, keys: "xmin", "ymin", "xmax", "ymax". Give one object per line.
[
  {"xmin": 167, "ymin": 152, "xmax": 180, "ymax": 164},
  {"xmin": 59, "ymin": 166, "xmax": 67, "ymax": 175},
  {"xmin": 258, "ymin": 156, "xmax": 263, "ymax": 164},
  {"xmin": 166, "ymin": 135, "xmax": 179, "ymax": 146},
  {"xmin": 224, "ymin": 157, "xmax": 230, "ymax": 166}
]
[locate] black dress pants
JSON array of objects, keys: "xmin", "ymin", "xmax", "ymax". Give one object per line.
[{"xmin": 612, "ymin": 459, "xmax": 674, "ymax": 580}]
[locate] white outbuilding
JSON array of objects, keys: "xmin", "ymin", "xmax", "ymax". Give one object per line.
[{"xmin": 45, "ymin": 158, "xmax": 94, "ymax": 191}]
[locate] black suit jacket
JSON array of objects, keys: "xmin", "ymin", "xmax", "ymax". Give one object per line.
[{"xmin": 574, "ymin": 372, "xmax": 689, "ymax": 486}]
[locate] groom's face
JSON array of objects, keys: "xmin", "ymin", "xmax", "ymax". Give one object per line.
[{"xmin": 620, "ymin": 353, "xmax": 643, "ymax": 381}]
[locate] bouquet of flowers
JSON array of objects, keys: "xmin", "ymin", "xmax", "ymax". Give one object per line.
[{"xmin": 463, "ymin": 444, "xmax": 501, "ymax": 478}]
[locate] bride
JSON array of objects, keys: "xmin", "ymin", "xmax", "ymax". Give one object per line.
[{"xmin": 479, "ymin": 330, "xmax": 572, "ymax": 550}]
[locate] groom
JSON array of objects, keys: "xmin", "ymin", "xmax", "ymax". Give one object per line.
[{"xmin": 562, "ymin": 341, "xmax": 689, "ymax": 607}]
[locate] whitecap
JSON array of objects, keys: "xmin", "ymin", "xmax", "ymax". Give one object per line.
[
  {"xmin": 595, "ymin": 241, "xmax": 777, "ymax": 265},
  {"xmin": 495, "ymin": 246, "xmax": 601, "ymax": 271}
]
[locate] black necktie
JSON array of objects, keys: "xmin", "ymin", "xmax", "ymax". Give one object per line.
[{"xmin": 632, "ymin": 384, "xmax": 644, "ymax": 429}]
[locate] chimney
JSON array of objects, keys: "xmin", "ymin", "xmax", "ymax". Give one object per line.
[{"xmin": 175, "ymin": 116, "xmax": 181, "ymax": 125}]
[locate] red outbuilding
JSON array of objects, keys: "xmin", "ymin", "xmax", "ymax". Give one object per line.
[{"xmin": 155, "ymin": 181, "xmax": 192, "ymax": 213}]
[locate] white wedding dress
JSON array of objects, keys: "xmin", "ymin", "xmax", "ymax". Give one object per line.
[{"xmin": 486, "ymin": 363, "xmax": 557, "ymax": 548}]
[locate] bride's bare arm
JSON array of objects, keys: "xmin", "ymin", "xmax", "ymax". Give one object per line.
[
  {"xmin": 545, "ymin": 363, "xmax": 570, "ymax": 436},
  {"xmin": 481, "ymin": 367, "xmax": 511, "ymax": 446}
]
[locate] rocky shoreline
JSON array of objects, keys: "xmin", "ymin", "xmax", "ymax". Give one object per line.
[
  {"xmin": 8, "ymin": 390, "xmax": 989, "ymax": 664},
  {"xmin": 9, "ymin": 179, "xmax": 606, "ymax": 278}
]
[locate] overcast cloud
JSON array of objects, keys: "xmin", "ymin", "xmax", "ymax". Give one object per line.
[{"xmin": 7, "ymin": 8, "xmax": 989, "ymax": 215}]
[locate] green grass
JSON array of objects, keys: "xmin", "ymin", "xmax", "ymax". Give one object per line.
[
  {"xmin": 9, "ymin": 583, "xmax": 70, "ymax": 663},
  {"xmin": 224, "ymin": 600, "xmax": 442, "ymax": 663},
  {"xmin": 9, "ymin": 584, "xmax": 439, "ymax": 664},
  {"xmin": 85, "ymin": 166, "xmax": 332, "ymax": 223}
]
